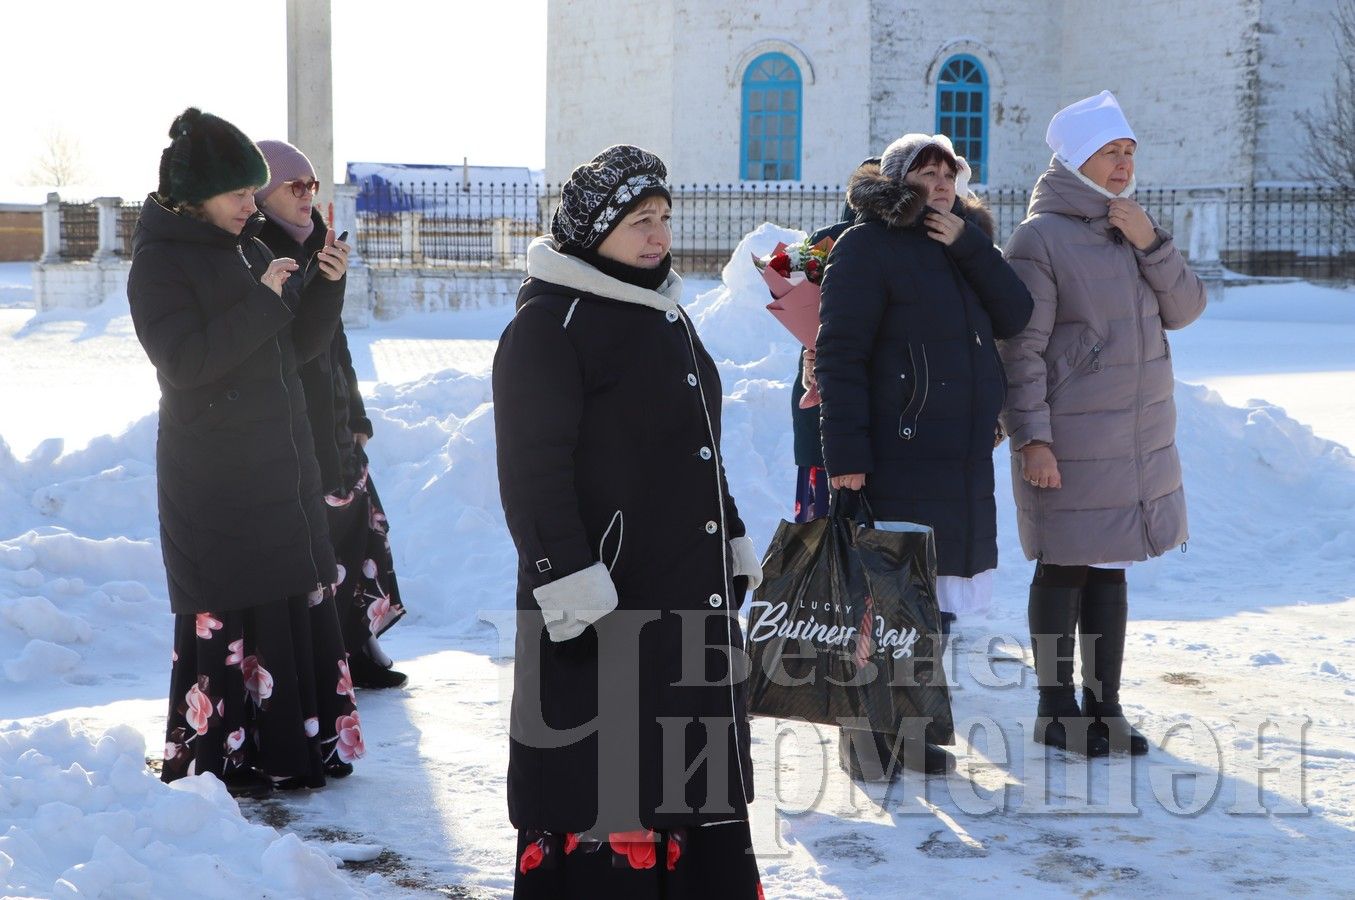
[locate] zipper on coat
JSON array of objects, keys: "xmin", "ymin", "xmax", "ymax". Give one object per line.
[
  {"xmin": 1140, "ymin": 500, "xmax": 1161, "ymax": 557},
  {"xmin": 1047, "ymin": 342, "xmax": 1101, "ymax": 404},
  {"xmin": 276, "ymin": 331, "xmax": 323, "ymax": 587},
  {"xmin": 1132, "ymin": 281, "xmax": 1148, "ymax": 556}
]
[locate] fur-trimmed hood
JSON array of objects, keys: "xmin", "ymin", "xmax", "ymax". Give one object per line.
[
  {"xmin": 845, "ymin": 162, "xmax": 995, "ymax": 238},
  {"xmin": 523, "ymin": 235, "xmax": 682, "ymax": 312}
]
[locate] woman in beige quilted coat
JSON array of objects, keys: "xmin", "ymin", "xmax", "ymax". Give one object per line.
[{"xmin": 1000, "ymin": 92, "xmax": 1207, "ymax": 757}]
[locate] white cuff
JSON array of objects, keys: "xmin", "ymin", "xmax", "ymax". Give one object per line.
[
  {"xmin": 729, "ymin": 536, "xmax": 764, "ymax": 590},
  {"xmin": 531, "ymin": 562, "xmax": 619, "ymax": 642}
]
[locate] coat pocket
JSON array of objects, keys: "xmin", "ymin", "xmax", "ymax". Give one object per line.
[
  {"xmin": 1046, "ymin": 325, "xmax": 1104, "ymax": 403},
  {"xmin": 897, "ymin": 342, "xmax": 929, "ymax": 440}
]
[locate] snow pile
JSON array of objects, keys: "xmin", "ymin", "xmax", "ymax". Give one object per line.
[
  {"xmin": 0, "ymin": 419, "xmax": 162, "ymax": 692},
  {"xmin": 0, "ymin": 720, "xmax": 358, "ymax": 899}
]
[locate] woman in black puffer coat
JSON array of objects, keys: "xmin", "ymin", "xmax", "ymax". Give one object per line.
[
  {"xmin": 128, "ymin": 108, "xmax": 359, "ymax": 794},
  {"xmin": 815, "ymin": 133, "xmax": 1033, "ymax": 777},
  {"xmin": 254, "ymin": 139, "xmax": 407, "ymax": 690},
  {"xmin": 494, "ymin": 145, "xmax": 766, "ymax": 899}
]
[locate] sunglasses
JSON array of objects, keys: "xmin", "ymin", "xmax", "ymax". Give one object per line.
[{"xmin": 287, "ymin": 178, "xmax": 320, "ymax": 198}]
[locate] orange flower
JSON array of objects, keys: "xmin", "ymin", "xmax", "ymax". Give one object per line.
[
  {"xmin": 518, "ymin": 840, "xmax": 544, "ymax": 874},
  {"xmin": 608, "ymin": 830, "xmax": 658, "ymax": 870}
]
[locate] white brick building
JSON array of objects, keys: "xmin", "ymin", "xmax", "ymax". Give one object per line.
[{"xmin": 546, "ymin": 0, "xmax": 1337, "ymax": 189}]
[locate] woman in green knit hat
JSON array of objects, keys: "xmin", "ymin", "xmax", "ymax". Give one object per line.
[{"xmin": 128, "ymin": 107, "xmax": 360, "ymax": 794}]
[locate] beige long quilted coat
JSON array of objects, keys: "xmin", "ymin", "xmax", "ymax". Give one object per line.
[{"xmin": 999, "ymin": 160, "xmax": 1207, "ymax": 565}]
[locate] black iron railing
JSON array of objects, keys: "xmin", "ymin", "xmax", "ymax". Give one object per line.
[
  {"xmin": 118, "ymin": 201, "xmax": 141, "ymax": 256},
  {"xmin": 50, "ymin": 185, "xmax": 1355, "ymax": 281},
  {"xmin": 59, "ymin": 201, "xmax": 98, "ymax": 259}
]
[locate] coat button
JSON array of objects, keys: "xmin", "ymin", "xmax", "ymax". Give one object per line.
[
  {"xmin": 687, "ymin": 373, "xmax": 697, "ymax": 386},
  {"xmin": 899, "ymin": 373, "xmax": 907, "ymax": 380},
  {"xmin": 708, "ymin": 593, "xmax": 723, "ymax": 608},
  {"xmin": 226, "ymin": 389, "xmax": 240, "ymax": 400},
  {"xmin": 705, "ymin": 521, "xmax": 718, "ymax": 534},
  {"xmin": 699, "ymin": 446, "xmax": 712, "ymax": 460},
  {"xmin": 665, "ymin": 310, "xmax": 679, "ymax": 323}
]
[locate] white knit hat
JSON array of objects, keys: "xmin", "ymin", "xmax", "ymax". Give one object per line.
[
  {"xmin": 1045, "ymin": 91, "xmax": 1137, "ymax": 170},
  {"xmin": 879, "ymin": 133, "xmax": 975, "ymax": 196}
]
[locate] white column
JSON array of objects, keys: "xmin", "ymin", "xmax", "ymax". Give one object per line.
[
  {"xmin": 92, "ymin": 197, "xmax": 121, "ymax": 262},
  {"xmin": 39, "ymin": 192, "xmax": 61, "ymax": 263},
  {"xmin": 1186, "ymin": 188, "xmax": 1226, "ymax": 303},
  {"xmin": 332, "ymin": 183, "xmax": 370, "ymax": 327},
  {"xmin": 286, "ymin": 0, "xmax": 335, "ymax": 212}
]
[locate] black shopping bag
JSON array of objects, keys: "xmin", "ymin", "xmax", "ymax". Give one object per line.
[{"xmin": 745, "ymin": 491, "xmax": 953, "ymax": 744}]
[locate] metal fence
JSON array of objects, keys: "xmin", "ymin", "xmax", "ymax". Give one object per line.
[
  {"xmin": 51, "ymin": 185, "xmax": 1355, "ymax": 281},
  {"xmin": 118, "ymin": 201, "xmax": 141, "ymax": 256},
  {"xmin": 1221, "ymin": 186, "xmax": 1355, "ymax": 280},
  {"xmin": 59, "ymin": 202, "xmax": 98, "ymax": 259}
]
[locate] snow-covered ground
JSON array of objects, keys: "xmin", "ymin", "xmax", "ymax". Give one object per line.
[{"xmin": 1, "ymin": 248, "xmax": 1353, "ymax": 898}]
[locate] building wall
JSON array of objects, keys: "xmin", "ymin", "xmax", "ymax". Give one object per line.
[
  {"xmin": 546, "ymin": 0, "xmax": 1336, "ymax": 189},
  {"xmin": 545, "ymin": 0, "xmax": 677, "ymax": 184},
  {"xmin": 868, "ymin": 0, "xmax": 1059, "ymax": 188},
  {"xmin": 1255, "ymin": 0, "xmax": 1339, "ymax": 183},
  {"xmin": 668, "ymin": 4, "xmax": 873, "ymax": 185},
  {"xmin": 1054, "ymin": 0, "xmax": 1260, "ymax": 188}
]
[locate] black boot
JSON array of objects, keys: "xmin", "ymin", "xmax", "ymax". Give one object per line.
[
  {"xmin": 838, "ymin": 727, "xmax": 956, "ymax": 779},
  {"xmin": 938, "ymin": 611, "xmax": 957, "ymax": 656},
  {"xmin": 1029, "ymin": 585, "xmax": 1109, "ymax": 757},
  {"xmin": 348, "ymin": 651, "xmax": 408, "ymax": 689},
  {"xmin": 1080, "ymin": 582, "xmax": 1150, "ymax": 755}
]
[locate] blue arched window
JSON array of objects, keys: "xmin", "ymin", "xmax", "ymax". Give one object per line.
[
  {"xmin": 936, "ymin": 55, "xmax": 989, "ymax": 183},
  {"xmin": 741, "ymin": 52, "xmax": 802, "ymax": 181}
]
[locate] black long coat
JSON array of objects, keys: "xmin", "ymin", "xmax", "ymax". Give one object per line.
[
  {"xmin": 493, "ymin": 239, "xmax": 754, "ymax": 832},
  {"xmin": 816, "ymin": 164, "xmax": 1034, "ymax": 577},
  {"xmin": 256, "ymin": 210, "xmax": 372, "ymax": 495},
  {"xmin": 127, "ymin": 196, "xmax": 343, "ymax": 614}
]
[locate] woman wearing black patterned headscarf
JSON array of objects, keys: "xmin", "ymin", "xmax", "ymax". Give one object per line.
[{"xmin": 493, "ymin": 145, "xmax": 766, "ymax": 899}]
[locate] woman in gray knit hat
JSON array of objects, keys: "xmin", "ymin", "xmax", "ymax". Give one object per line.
[
  {"xmin": 815, "ymin": 132, "xmax": 1034, "ymax": 778},
  {"xmin": 494, "ymin": 145, "xmax": 765, "ymax": 899}
]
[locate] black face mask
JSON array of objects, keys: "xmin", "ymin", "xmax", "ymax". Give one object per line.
[{"xmin": 565, "ymin": 244, "xmax": 673, "ymax": 291}]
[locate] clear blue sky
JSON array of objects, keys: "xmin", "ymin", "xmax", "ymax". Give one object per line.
[{"xmin": 0, "ymin": 0, "xmax": 547, "ymax": 198}]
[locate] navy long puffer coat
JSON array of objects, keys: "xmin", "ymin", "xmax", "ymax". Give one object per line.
[{"xmin": 815, "ymin": 163, "xmax": 1033, "ymax": 577}]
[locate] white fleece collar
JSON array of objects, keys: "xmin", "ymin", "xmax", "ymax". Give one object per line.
[{"xmin": 526, "ymin": 236, "xmax": 683, "ymax": 312}]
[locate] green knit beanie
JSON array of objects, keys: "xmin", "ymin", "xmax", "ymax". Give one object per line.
[{"xmin": 157, "ymin": 107, "xmax": 270, "ymax": 206}]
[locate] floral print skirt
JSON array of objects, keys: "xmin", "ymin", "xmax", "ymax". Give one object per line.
[
  {"xmin": 794, "ymin": 465, "xmax": 829, "ymax": 524},
  {"xmin": 325, "ymin": 467, "xmax": 406, "ymax": 665},
  {"xmin": 161, "ymin": 586, "xmax": 364, "ymax": 787},
  {"xmin": 513, "ymin": 821, "xmax": 764, "ymax": 899}
]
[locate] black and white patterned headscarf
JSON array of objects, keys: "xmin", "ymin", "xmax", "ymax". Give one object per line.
[{"xmin": 551, "ymin": 145, "xmax": 671, "ymax": 250}]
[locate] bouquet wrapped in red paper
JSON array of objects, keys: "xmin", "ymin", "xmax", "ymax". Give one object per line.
[{"xmin": 754, "ymin": 236, "xmax": 833, "ymax": 407}]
